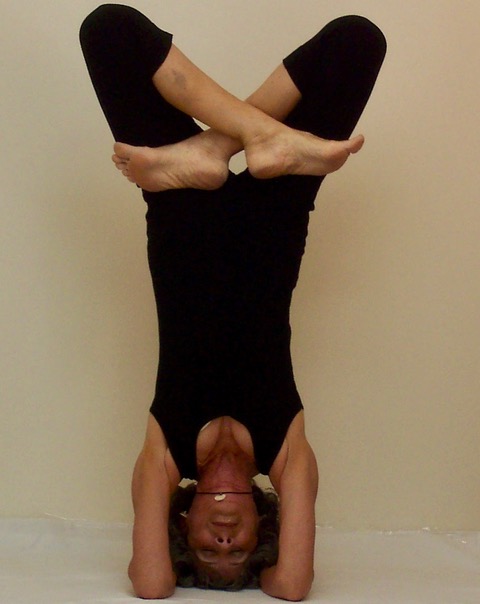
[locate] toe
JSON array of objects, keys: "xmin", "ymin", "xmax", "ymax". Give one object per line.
[
  {"xmin": 112, "ymin": 154, "xmax": 127, "ymax": 170},
  {"xmin": 113, "ymin": 160, "xmax": 128, "ymax": 172},
  {"xmin": 348, "ymin": 135, "xmax": 365, "ymax": 154},
  {"xmin": 113, "ymin": 142, "xmax": 133, "ymax": 160}
]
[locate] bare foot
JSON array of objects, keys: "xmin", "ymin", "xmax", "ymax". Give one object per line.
[
  {"xmin": 244, "ymin": 127, "xmax": 365, "ymax": 179},
  {"xmin": 112, "ymin": 136, "xmax": 230, "ymax": 192}
]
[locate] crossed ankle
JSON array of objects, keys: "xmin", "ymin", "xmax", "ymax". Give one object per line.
[
  {"xmin": 112, "ymin": 140, "xmax": 230, "ymax": 192},
  {"xmin": 244, "ymin": 128, "xmax": 362, "ymax": 179},
  {"xmin": 197, "ymin": 129, "xmax": 242, "ymax": 162}
]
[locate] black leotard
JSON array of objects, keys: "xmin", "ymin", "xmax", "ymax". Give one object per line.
[
  {"xmin": 144, "ymin": 176, "xmax": 308, "ymax": 477},
  {"xmin": 80, "ymin": 5, "xmax": 386, "ymax": 479}
]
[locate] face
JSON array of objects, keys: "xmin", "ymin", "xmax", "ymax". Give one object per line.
[{"xmin": 185, "ymin": 493, "xmax": 260, "ymax": 581}]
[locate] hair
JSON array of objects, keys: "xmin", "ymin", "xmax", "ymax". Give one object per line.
[{"xmin": 168, "ymin": 481, "xmax": 279, "ymax": 590}]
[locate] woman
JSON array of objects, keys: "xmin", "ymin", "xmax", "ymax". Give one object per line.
[{"xmin": 80, "ymin": 4, "xmax": 386, "ymax": 599}]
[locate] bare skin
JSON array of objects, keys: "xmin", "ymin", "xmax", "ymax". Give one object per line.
[
  {"xmin": 112, "ymin": 135, "xmax": 230, "ymax": 192},
  {"xmin": 129, "ymin": 411, "xmax": 317, "ymax": 600},
  {"xmin": 112, "ymin": 47, "xmax": 365, "ymax": 192},
  {"xmin": 184, "ymin": 419, "xmax": 261, "ymax": 582}
]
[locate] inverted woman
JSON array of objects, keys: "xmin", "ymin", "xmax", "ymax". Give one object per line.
[{"xmin": 80, "ymin": 5, "xmax": 386, "ymax": 600}]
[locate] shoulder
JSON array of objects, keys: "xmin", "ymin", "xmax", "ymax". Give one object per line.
[
  {"xmin": 141, "ymin": 413, "xmax": 181, "ymax": 488},
  {"xmin": 261, "ymin": 411, "xmax": 318, "ymax": 600},
  {"xmin": 268, "ymin": 410, "xmax": 316, "ymax": 489},
  {"xmin": 129, "ymin": 414, "xmax": 178, "ymax": 599}
]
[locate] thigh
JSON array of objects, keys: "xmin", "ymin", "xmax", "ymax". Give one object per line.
[
  {"xmin": 238, "ymin": 16, "xmax": 387, "ymax": 210},
  {"xmin": 283, "ymin": 15, "xmax": 387, "ymax": 140},
  {"xmin": 80, "ymin": 4, "xmax": 201, "ymax": 147}
]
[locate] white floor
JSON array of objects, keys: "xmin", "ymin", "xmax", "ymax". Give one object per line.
[{"xmin": 1, "ymin": 518, "xmax": 480, "ymax": 603}]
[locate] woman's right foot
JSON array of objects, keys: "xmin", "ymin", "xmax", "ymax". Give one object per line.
[
  {"xmin": 244, "ymin": 127, "xmax": 365, "ymax": 179},
  {"xmin": 112, "ymin": 135, "xmax": 230, "ymax": 192}
]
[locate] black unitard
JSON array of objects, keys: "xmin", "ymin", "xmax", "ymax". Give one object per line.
[{"xmin": 80, "ymin": 4, "xmax": 386, "ymax": 479}]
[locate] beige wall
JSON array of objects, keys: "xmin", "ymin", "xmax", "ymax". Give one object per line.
[{"xmin": 2, "ymin": 0, "xmax": 480, "ymax": 530}]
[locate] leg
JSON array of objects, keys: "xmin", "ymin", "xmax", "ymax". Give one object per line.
[
  {"xmin": 79, "ymin": 4, "xmax": 202, "ymax": 147},
  {"xmin": 283, "ymin": 16, "xmax": 387, "ymax": 139},
  {"xmin": 231, "ymin": 16, "xmax": 387, "ymax": 354},
  {"xmin": 112, "ymin": 58, "xmax": 307, "ymax": 191},
  {"xmin": 243, "ymin": 16, "xmax": 387, "ymax": 189},
  {"xmin": 239, "ymin": 15, "xmax": 388, "ymax": 208},
  {"xmin": 80, "ymin": 4, "xmax": 307, "ymax": 191},
  {"xmin": 217, "ymin": 15, "xmax": 387, "ymax": 174},
  {"xmin": 148, "ymin": 44, "xmax": 365, "ymax": 174},
  {"xmin": 80, "ymin": 4, "xmax": 229, "ymax": 190},
  {"xmin": 109, "ymin": 18, "xmax": 368, "ymax": 191}
]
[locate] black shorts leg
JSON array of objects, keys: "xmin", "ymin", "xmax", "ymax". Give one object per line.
[
  {"xmin": 283, "ymin": 15, "xmax": 387, "ymax": 140},
  {"xmin": 79, "ymin": 4, "xmax": 201, "ymax": 147},
  {"xmin": 232, "ymin": 16, "xmax": 387, "ymax": 353},
  {"xmin": 239, "ymin": 16, "xmax": 387, "ymax": 210}
]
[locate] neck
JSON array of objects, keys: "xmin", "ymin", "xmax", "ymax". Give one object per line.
[{"xmin": 196, "ymin": 449, "xmax": 255, "ymax": 494}]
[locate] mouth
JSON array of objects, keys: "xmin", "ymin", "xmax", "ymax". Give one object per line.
[
  {"xmin": 212, "ymin": 521, "xmax": 238, "ymax": 527},
  {"xmin": 211, "ymin": 514, "xmax": 240, "ymax": 526}
]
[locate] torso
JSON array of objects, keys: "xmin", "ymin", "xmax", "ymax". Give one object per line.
[
  {"xmin": 196, "ymin": 416, "xmax": 256, "ymax": 464},
  {"xmin": 154, "ymin": 411, "xmax": 302, "ymax": 488}
]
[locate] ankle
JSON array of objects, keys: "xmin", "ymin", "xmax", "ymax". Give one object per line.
[{"xmin": 199, "ymin": 129, "xmax": 241, "ymax": 161}]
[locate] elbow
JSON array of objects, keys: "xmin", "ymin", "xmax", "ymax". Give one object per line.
[
  {"xmin": 262, "ymin": 572, "xmax": 313, "ymax": 602},
  {"xmin": 290, "ymin": 571, "xmax": 314, "ymax": 601},
  {"xmin": 279, "ymin": 585, "xmax": 312, "ymax": 602},
  {"xmin": 131, "ymin": 580, "xmax": 175, "ymax": 600},
  {"xmin": 262, "ymin": 587, "xmax": 310, "ymax": 602},
  {"xmin": 280, "ymin": 571, "xmax": 314, "ymax": 602},
  {"xmin": 129, "ymin": 563, "xmax": 175, "ymax": 599},
  {"xmin": 136, "ymin": 589, "xmax": 174, "ymax": 600}
]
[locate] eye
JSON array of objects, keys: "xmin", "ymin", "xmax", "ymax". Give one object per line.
[
  {"xmin": 197, "ymin": 549, "xmax": 218, "ymax": 562},
  {"xmin": 229, "ymin": 550, "xmax": 248, "ymax": 562}
]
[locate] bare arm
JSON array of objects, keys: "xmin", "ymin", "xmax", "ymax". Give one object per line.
[
  {"xmin": 128, "ymin": 416, "xmax": 179, "ymax": 599},
  {"xmin": 263, "ymin": 415, "xmax": 319, "ymax": 601}
]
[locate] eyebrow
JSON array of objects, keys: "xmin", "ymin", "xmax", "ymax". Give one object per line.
[
  {"xmin": 199, "ymin": 556, "xmax": 246, "ymax": 568},
  {"xmin": 196, "ymin": 552, "xmax": 247, "ymax": 568},
  {"xmin": 206, "ymin": 561, "xmax": 244, "ymax": 568}
]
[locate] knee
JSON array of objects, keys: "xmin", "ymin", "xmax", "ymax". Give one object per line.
[
  {"xmin": 79, "ymin": 4, "xmax": 146, "ymax": 51},
  {"xmin": 328, "ymin": 15, "xmax": 387, "ymax": 62},
  {"xmin": 80, "ymin": 5, "xmax": 123, "ymax": 50}
]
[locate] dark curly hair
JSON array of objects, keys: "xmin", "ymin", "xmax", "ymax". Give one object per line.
[{"xmin": 168, "ymin": 481, "xmax": 279, "ymax": 590}]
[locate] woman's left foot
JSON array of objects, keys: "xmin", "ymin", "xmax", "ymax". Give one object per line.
[{"xmin": 112, "ymin": 136, "xmax": 230, "ymax": 192}]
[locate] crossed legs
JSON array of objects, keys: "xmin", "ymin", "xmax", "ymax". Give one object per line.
[
  {"xmin": 79, "ymin": 8, "xmax": 386, "ymax": 594},
  {"xmin": 112, "ymin": 47, "xmax": 365, "ymax": 191},
  {"xmin": 80, "ymin": 5, "xmax": 380, "ymax": 194}
]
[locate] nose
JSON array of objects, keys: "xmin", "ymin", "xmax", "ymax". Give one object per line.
[{"xmin": 213, "ymin": 525, "xmax": 235, "ymax": 546}]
